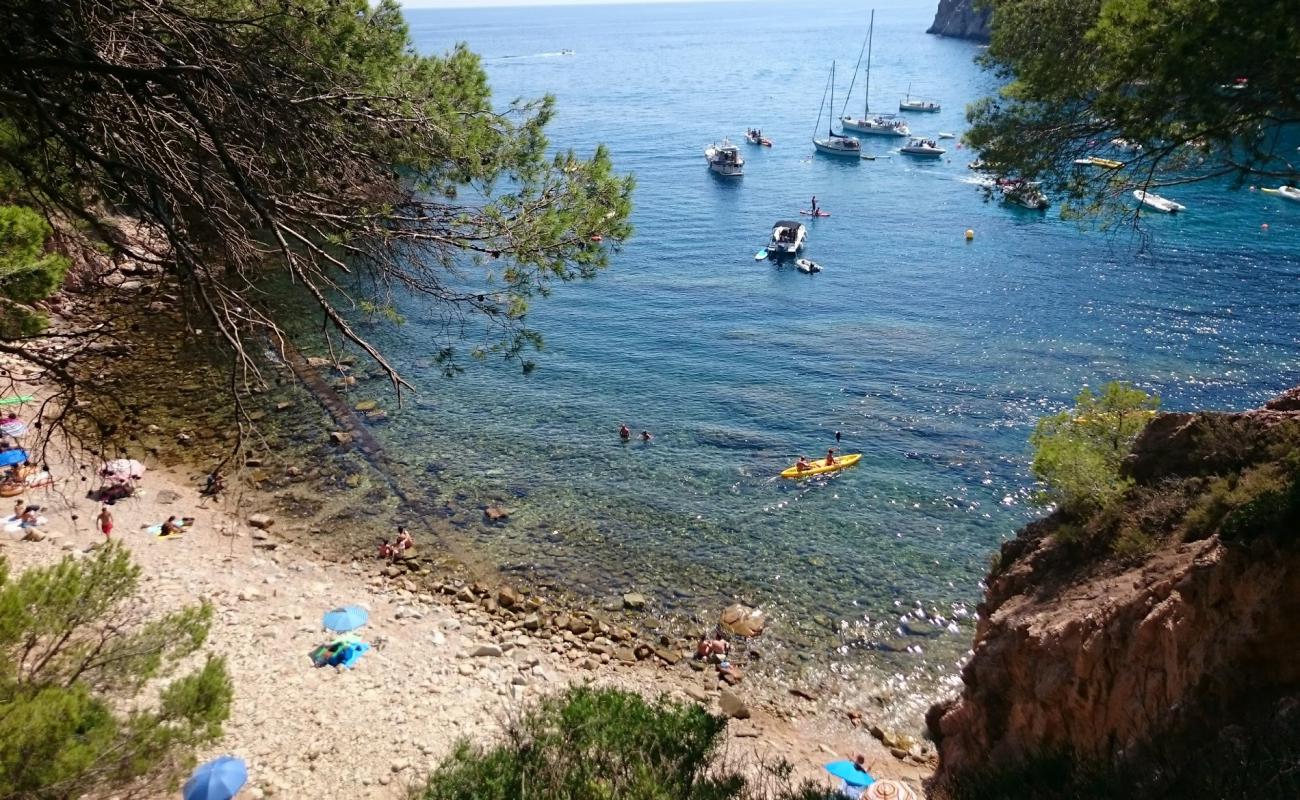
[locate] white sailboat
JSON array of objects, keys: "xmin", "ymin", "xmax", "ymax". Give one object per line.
[
  {"xmin": 839, "ymin": 11, "xmax": 910, "ymax": 138},
  {"xmin": 899, "ymin": 84, "xmax": 941, "ymax": 113},
  {"xmin": 813, "ymin": 62, "xmax": 861, "ymax": 158}
]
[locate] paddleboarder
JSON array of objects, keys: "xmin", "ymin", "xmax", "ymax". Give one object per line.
[{"xmin": 810, "ymin": 195, "xmax": 818, "ymax": 215}]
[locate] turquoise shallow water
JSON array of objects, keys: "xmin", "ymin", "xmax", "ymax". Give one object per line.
[{"xmin": 357, "ymin": 0, "xmax": 1299, "ymax": 719}]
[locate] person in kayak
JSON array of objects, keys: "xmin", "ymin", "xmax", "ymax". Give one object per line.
[
  {"xmin": 619, "ymin": 424, "xmax": 631, "ymax": 441},
  {"xmin": 795, "ymin": 456, "xmax": 811, "ymax": 472},
  {"xmin": 824, "ymin": 448, "xmax": 837, "ymax": 466}
]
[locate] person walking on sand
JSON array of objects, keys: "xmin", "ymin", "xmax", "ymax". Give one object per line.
[
  {"xmin": 619, "ymin": 423, "xmax": 631, "ymax": 442},
  {"xmin": 98, "ymin": 506, "xmax": 113, "ymax": 539}
]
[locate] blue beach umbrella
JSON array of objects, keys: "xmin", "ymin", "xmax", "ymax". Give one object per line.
[
  {"xmin": 183, "ymin": 756, "xmax": 247, "ymax": 800},
  {"xmin": 321, "ymin": 604, "xmax": 369, "ymax": 633},
  {"xmin": 825, "ymin": 760, "xmax": 875, "ymax": 788}
]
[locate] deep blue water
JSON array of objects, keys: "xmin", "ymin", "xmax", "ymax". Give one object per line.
[{"xmin": 363, "ymin": 0, "xmax": 1299, "ymax": 719}]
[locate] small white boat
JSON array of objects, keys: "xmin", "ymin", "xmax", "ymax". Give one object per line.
[
  {"xmin": 744, "ymin": 129, "xmax": 773, "ymax": 147},
  {"xmin": 1134, "ymin": 189, "xmax": 1186, "ymax": 213},
  {"xmin": 1262, "ymin": 185, "xmax": 1300, "ymax": 203},
  {"xmin": 795, "ymin": 258, "xmax": 822, "ymax": 274},
  {"xmin": 768, "ymin": 220, "xmax": 807, "ymax": 258},
  {"xmin": 1111, "ymin": 138, "xmax": 1143, "ymax": 153},
  {"xmin": 938, "ymin": 132, "xmax": 955, "ymax": 139},
  {"xmin": 705, "ymin": 139, "xmax": 744, "ymax": 177},
  {"xmin": 900, "ymin": 137, "xmax": 945, "ymax": 157},
  {"xmin": 1000, "ymin": 180, "xmax": 1050, "ymax": 210},
  {"xmin": 899, "ymin": 85, "xmax": 941, "ymax": 113}
]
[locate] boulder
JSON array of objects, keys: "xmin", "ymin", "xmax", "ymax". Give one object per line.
[
  {"xmin": 484, "ymin": 506, "xmax": 510, "ymax": 522},
  {"xmin": 354, "ymin": 400, "xmax": 378, "ymax": 412},
  {"xmin": 622, "ymin": 592, "xmax": 647, "ymax": 610},
  {"xmin": 498, "ymin": 586, "xmax": 523, "ymax": 609},
  {"xmin": 718, "ymin": 690, "xmax": 751, "ymax": 720},
  {"xmin": 329, "ymin": 431, "xmax": 352, "ymax": 446},
  {"xmin": 685, "ymin": 686, "xmax": 710, "ymax": 703},
  {"xmin": 248, "ymin": 514, "xmax": 275, "ymax": 530},
  {"xmin": 719, "ymin": 604, "xmax": 765, "ymax": 637},
  {"xmin": 471, "ymin": 644, "xmax": 503, "ymax": 658}
]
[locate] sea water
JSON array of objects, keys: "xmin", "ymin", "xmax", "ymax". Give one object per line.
[{"xmin": 355, "ymin": 0, "xmax": 1299, "ymax": 724}]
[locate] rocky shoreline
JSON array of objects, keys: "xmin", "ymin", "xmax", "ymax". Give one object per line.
[{"xmin": 1, "ymin": 269, "xmax": 938, "ymax": 796}]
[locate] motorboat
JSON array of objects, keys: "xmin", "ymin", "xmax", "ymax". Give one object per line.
[
  {"xmin": 1263, "ymin": 185, "xmax": 1300, "ymax": 203},
  {"xmin": 899, "ymin": 84, "xmax": 940, "ymax": 113},
  {"xmin": 705, "ymin": 139, "xmax": 744, "ymax": 177},
  {"xmin": 813, "ymin": 62, "xmax": 862, "ymax": 158},
  {"xmin": 1073, "ymin": 155, "xmax": 1124, "ymax": 169},
  {"xmin": 999, "ymin": 179, "xmax": 1050, "ymax": 210},
  {"xmin": 1134, "ymin": 189, "xmax": 1186, "ymax": 213},
  {"xmin": 900, "ymin": 137, "xmax": 945, "ymax": 157},
  {"xmin": 838, "ymin": 12, "xmax": 910, "ymax": 138},
  {"xmin": 795, "ymin": 258, "xmax": 822, "ymax": 274},
  {"xmin": 1111, "ymin": 138, "xmax": 1143, "ymax": 153},
  {"xmin": 938, "ymin": 132, "xmax": 955, "ymax": 139},
  {"xmin": 744, "ymin": 129, "xmax": 773, "ymax": 147},
  {"xmin": 768, "ymin": 220, "xmax": 807, "ymax": 258}
]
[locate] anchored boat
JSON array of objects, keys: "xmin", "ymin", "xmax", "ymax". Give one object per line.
[
  {"xmin": 813, "ymin": 62, "xmax": 862, "ymax": 158},
  {"xmin": 839, "ymin": 11, "xmax": 910, "ymax": 139},
  {"xmin": 768, "ymin": 220, "xmax": 807, "ymax": 259},
  {"xmin": 705, "ymin": 138, "xmax": 744, "ymax": 177},
  {"xmin": 900, "ymin": 137, "xmax": 945, "ymax": 157},
  {"xmin": 1134, "ymin": 189, "xmax": 1186, "ymax": 213}
]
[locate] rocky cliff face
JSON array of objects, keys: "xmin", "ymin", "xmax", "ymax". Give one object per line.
[
  {"xmin": 927, "ymin": 390, "xmax": 1300, "ymax": 795},
  {"xmin": 927, "ymin": 0, "xmax": 992, "ymax": 42}
]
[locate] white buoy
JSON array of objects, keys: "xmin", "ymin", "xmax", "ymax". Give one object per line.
[{"xmin": 965, "ymin": 228, "xmax": 975, "ymax": 241}]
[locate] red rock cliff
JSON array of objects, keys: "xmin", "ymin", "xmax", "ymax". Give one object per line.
[{"xmin": 927, "ymin": 389, "xmax": 1300, "ymax": 792}]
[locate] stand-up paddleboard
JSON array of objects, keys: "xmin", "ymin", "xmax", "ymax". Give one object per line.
[{"xmin": 799, "ymin": 210, "xmax": 831, "ymax": 217}]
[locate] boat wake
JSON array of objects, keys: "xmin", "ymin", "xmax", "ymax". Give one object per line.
[{"xmin": 487, "ymin": 50, "xmax": 575, "ymax": 62}]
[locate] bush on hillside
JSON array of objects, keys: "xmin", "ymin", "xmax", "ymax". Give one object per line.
[
  {"xmin": 1030, "ymin": 382, "xmax": 1159, "ymax": 516},
  {"xmin": 0, "ymin": 542, "xmax": 232, "ymax": 798},
  {"xmin": 0, "ymin": 204, "xmax": 69, "ymax": 337},
  {"xmin": 414, "ymin": 686, "xmax": 828, "ymax": 800}
]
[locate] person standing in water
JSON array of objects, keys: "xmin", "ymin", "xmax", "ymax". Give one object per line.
[
  {"xmin": 618, "ymin": 424, "xmax": 631, "ymax": 442},
  {"xmin": 640, "ymin": 431, "xmax": 653, "ymax": 442},
  {"xmin": 835, "ymin": 430, "xmax": 842, "ymax": 443}
]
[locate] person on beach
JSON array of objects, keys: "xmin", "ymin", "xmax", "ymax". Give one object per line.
[
  {"xmin": 795, "ymin": 456, "xmax": 811, "ymax": 472},
  {"xmin": 98, "ymin": 506, "xmax": 113, "ymax": 539},
  {"xmin": 19, "ymin": 505, "xmax": 39, "ymax": 528},
  {"xmin": 159, "ymin": 515, "xmax": 181, "ymax": 537},
  {"xmin": 824, "ymin": 448, "xmax": 837, "ymax": 467},
  {"xmin": 640, "ymin": 431, "xmax": 652, "ymax": 442},
  {"xmin": 395, "ymin": 526, "xmax": 414, "ymax": 552},
  {"xmin": 12, "ymin": 498, "xmax": 23, "ymax": 520},
  {"xmin": 695, "ymin": 632, "xmax": 730, "ymax": 661},
  {"xmin": 618, "ymin": 424, "xmax": 631, "ymax": 442}
]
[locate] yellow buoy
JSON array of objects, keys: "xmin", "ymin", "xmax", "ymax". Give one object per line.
[{"xmin": 965, "ymin": 229, "xmax": 975, "ymax": 241}]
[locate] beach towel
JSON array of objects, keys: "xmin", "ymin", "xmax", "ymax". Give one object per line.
[
  {"xmin": 143, "ymin": 519, "xmax": 193, "ymax": 537},
  {"xmin": 309, "ymin": 638, "xmax": 370, "ymax": 669},
  {"xmin": 4, "ymin": 514, "xmax": 46, "ymax": 533}
]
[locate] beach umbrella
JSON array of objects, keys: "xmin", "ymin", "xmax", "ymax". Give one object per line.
[
  {"xmin": 0, "ymin": 449, "xmax": 27, "ymax": 468},
  {"xmin": 101, "ymin": 458, "xmax": 146, "ymax": 481},
  {"xmin": 322, "ymin": 605, "xmax": 369, "ymax": 633},
  {"xmin": 182, "ymin": 756, "xmax": 247, "ymax": 800},
  {"xmin": 863, "ymin": 779, "xmax": 918, "ymax": 800},
  {"xmin": 825, "ymin": 760, "xmax": 875, "ymax": 788}
]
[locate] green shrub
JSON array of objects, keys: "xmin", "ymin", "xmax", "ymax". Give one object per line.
[
  {"xmin": 0, "ymin": 204, "xmax": 69, "ymax": 338},
  {"xmin": 1030, "ymin": 382, "xmax": 1159, "ymax": 517},
  {"xmin": 0, "ymin": 543, "xmax": 232, "ymax": 798},
  {"xmin": 414, "ymin": 686, "xmax": 826, "ymax": 800}
]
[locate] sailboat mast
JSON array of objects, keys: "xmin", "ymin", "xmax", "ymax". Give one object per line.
[
  {"xmin": 829, "ymin": 61, "xmax": 835, "ymax": 138},
  {"xmin": 865, "ymin": 9, "xmax": 874, "ymax": 116}
]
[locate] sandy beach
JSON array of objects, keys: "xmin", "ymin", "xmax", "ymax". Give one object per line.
[{"xmin": 1, "ymin": 432, "xmax": 932, "ymax": 798}]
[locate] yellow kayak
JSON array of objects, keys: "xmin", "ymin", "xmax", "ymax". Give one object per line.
[
  {"xmin": 1088, "ymin": 156, "xmax": 1124, "ymax": 169},
  {"xmin": 780, "ymin": 453, "xmax": 862, "ymax": 479}
]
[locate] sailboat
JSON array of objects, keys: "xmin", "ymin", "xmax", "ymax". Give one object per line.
[
  {"xmin": 840, "ymin": 11, "xmax": 910, "ymax": 138},
  {"xmin": 813, "ymin": 62, "xmax": 862, "ymax": 158},
  {"xmin": 899, "ymin": 83, "xmax": 941, "ymax": 112}
]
